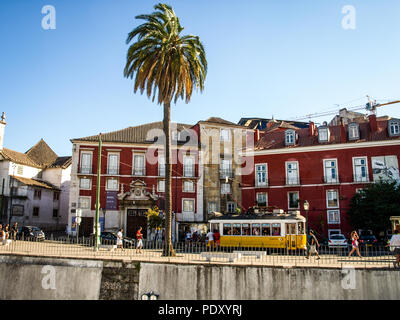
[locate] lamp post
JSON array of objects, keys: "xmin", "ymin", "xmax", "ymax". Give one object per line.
[{"xmin": 303, "ymin": 200, "xmax": 309, "ymax": 233}]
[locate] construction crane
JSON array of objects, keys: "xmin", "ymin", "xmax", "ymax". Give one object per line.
[{"xmin": 291, "ymin": 96, "xmax": 400, "ymax": 121}]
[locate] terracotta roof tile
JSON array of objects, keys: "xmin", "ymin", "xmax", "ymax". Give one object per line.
[
  {"xmin": 25, "ymin": 139, "xmax": 58, "ymax": 167},
  {"xmin": 12, "ymin": 175, "xmax": 60, "ymax": 190}
]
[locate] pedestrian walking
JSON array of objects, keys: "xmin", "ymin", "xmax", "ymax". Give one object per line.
[
  {"xmin": 0, "ymin": 225, "xmax": 4, "ymax": 245},
  {"xmin": 213, "ymin": 229, "xmax": 220, "ymax": 250},
  {"xmin": 116, "ymin": 228, "xmax": 124, "ymax": 250},
  {"xmin": 136, "ymin": 226, "xmax": 143, "ymax": 253},
  {"xmin": 348, "ymin": 231, "xmax": 362, "ymax": 258},
  {"xmin": 305, "ymin": 230, "xmax": 320, "ymax": 260},
  {"xmin": 2, "ymin": 224, "xmax": 10, "ymax": 246},
  {"xmin": 206, "ymin": 229, "xmax": 214, "ymax": 250},
  {"xmin": 390, "ymin": 229, "xmax": 400, "ymax": 268}
]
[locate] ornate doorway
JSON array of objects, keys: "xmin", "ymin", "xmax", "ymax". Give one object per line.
[{"xmin": 126, "ymin": 209, "xmax": 147, "ymax": 238}]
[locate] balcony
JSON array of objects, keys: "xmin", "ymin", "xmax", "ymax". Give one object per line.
[
  {"xmin": 255, "ymin": 179, "xmax": 269, "ymax": 188},
  {"xmin": 353, "ymin": 175, "xmax": 369, "ymax": 183},
  {"xmin": 219, "ymin": 168, "xmax": 234, "ymax": 179},
  {"xmin": 183, "ymin": 167, "xmax": 195, "ymax": 178},
  {"xmin": 324, "ymin": 177, "xmax": 340, "ymax": 184},
  {"xmin": 107, "ymin": 166, "xmax": 119, "ymax": 175},
  {"xmin": 286, "ymin": 177, "xmax": 300, "ymax": 186},
  {"xmin": 79, "ymin": 166, "xmax": 92, "ymax": 174},
  {"xmin": 132, "ymin": 166, "xmax": 146, "ymax": 176}
]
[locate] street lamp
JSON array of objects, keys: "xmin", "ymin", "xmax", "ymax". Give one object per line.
[{"xmin": 303, "ymin": 200, "xmax": 309, "ymax": 233}]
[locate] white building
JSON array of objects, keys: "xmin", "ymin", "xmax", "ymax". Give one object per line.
[{"xmin": 0, "ymin": 113, "xmax": 71, "ymax": 231}]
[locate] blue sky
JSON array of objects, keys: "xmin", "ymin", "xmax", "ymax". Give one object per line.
[{"xmin": 0, "ymin": 0, "xmax": 399, "ymax": 156}]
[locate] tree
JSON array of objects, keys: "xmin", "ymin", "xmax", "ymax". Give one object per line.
[
  {"xmin": 124, "ymin": 3, "xmax": 207, "ymax": 256},
  {"xmin": 347, "ymin": 180, "xmax": 400, "ymax": 235}
]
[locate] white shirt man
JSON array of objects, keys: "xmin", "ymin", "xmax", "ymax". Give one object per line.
[{"xmin": 206, "ymin": 231, "xmax": 214, "ymax": 242}]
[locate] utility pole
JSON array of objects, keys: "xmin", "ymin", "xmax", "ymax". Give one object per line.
[{"xmin": 94, "ymin": 133, "xmax": 102, "ymax": 251}]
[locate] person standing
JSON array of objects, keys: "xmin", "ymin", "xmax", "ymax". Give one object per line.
[
  {"xmin": 136, "ymin": 227, "xmax": 143, "ymax": 254},
  {"xmin": 0, "ymin": 225, "xmax": 4, "ymax": 245},
  {"xmin": 116, "ymin": 228, "xmax": 124, "ymax": 250},
  {"xmin": 11, "ymin": 222, "xmax": 18, "ymax": 241},
  {"xmin": 348, "ymin": 231, "xmax": 362, "ymax": 258},
  {"xmin": 390, "ymin": 229, "xmax": 400, "ymax": 268},
  {"xmin": 305, "ymin": 230, "xmax": 321, "ymax": 260}
]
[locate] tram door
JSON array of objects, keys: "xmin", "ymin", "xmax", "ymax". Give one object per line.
[{"xmin": 286, "ymin": 223, "xmax": 297, "ymax": 250}]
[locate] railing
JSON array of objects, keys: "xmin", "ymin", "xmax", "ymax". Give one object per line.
[
  {"xmin": 286, "ymin": 177, "xmax": 300, "ymax": 186},
  {"xmin": 0, "ymin": 235, "xmax": 398, "ymax": 269},
  {"xmin": 183, "ymin": 167, "xmax": 195, "ymax": 177},
  {"xmin": 132, "ymin": 167, "xmax": 145, "ymax": 176},
  {"xmin": 107, "ymin": 166, "xmax": 119, "ymax": 175},
  {"xmin": 255, "ymin": 179, "xmax": 268, "ymax": 187},
  {"xmin": 353, "ymin": 175, "xmax": 369, "ymax": 183},
  {"xmin": 79, "ymin": 166, "xmax": 92, "ymax": 174},
  {"xmin": 324, "ymin": 177, "xmax": 340, "ymax": 184},
  {"xmin": 219, "ymin": 169, "xmax": 234, "ymax": 179}
]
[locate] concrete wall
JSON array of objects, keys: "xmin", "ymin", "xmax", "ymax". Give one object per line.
[
  {"xmin": 0, "ymin": 255, "xmax": 399, "ymax": 300},
  {"xmin": 0, "ymin": 255, "xmax": 103, "ymax": 300},
  {"xmin": 139, "ymin": 263, "xmax": 400, "ymax": 300}
]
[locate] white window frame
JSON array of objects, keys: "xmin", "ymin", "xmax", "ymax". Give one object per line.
[
  {"xmin": 221, "ymin": 183, "xmax": 231, "ymax": 195},
  {"xmin": 327, "ymin": 210, "xmax": 340, "ymax": 224},
  {"xmin": 183, "ymin": 155, "xmax": 195, "ymax": 177},
  {"xmin": 208, "ymin": 202, "xmax": 217, "ymax": 214},
  {"xmin": 182, "ymin": 198, "xmax": 195, "ymax": 213},
  {"xmin": 286, "ymin": 161, "xmax": 299, "ymax": 185},
  {"xmin": 285, "ymin": 130, "xmax": 295, "ymax": 145},
  {"xmin": 389, "ymin": 120, "xmax": 400, "ymax": 136},
  {"xmin": 227, "ymin": 201, "xmax": 236, "ymax": 213},
  {"xmin": 348, "ymin": 123, "xmax": 359, "ymax": 140},
  {"xmin": 318, "ymin": 127, "xmax": 329, "ymax": 142},
  {"xmin": 220, "ymin": 159, "xmax": 232, "ymax": 179},
  {"xmin": 80, "ymin": 151, "xmax": 93, "ymax": 174},
  {"xmin": 256, "ymin": 192, "xmax": 268, "ymax": 206},
  {"xmin": 107, "ymin": 152, "xmax": 120, "ymax": 175},
  {"xmin": 132, "ymin": 153, "xmax": 146, "ymax": 176},
  {"xmin": 78, "ymin": 196, "xmax": 91, "ymax": 210},
  {"xmin": 157, "ymin": 180, "xmax": 165, "ymax": 193},
  {"xmin": 79, "ymin": 178, "xmax": 91, "ymax": 190},
  {"xmin": 220, "ymin": 128, "xmax": 230, "ymax": 141},
  {"xmin": 288, "ymin": 191, "xmax": 299, "ymax": 209},
  {"xmin": 158, "ymin": 154, "xmax": 165, "ymax": 177},
  {"xmin": 255, "ymin": 163, "xmax": 268, "ymax": 187},
  {"xmin": 352, "ymin": 156, "xmax": 369, "ymax": 182},
  {"xmin": 326, "ymin": 189, "xmax": 339, "ymax": 209},
  {"xmin": 106, "ymin": 178, "xmax": 119, "ymax": 191},
  {"xmin": 183, "ymin": 180, "xmax": 195, "ymax": 193},
  {"xmin": 323, "ymin": 159, "xmax": 339, "ymax": 183}
]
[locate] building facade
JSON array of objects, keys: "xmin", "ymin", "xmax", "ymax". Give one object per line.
[
  {"xmin": 0, "ymin": 113, "xmax": 71, "ymax": 230},
  {"xmin": 241, "ymin": 115, "xmax": 400, "ymax": 239},
  {"xmin": 68, "ymin": 122, "xmax": 202, "ymax": 240}
]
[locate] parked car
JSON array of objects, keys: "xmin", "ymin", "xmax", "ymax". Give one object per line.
[
  {"xmin": 18, "ymin": 226, "xmax": 45, "ymax": 241},
  {"xmin": 359, "ymin": 234, "xmax": 378, "ymax": 247},
  {"xmin": 328, "ymin": 234, "xmax": 349, "ymax": 248},
  {"xmin": 100, "ymin": 231, "xmax": 135, "ymax": 248}
]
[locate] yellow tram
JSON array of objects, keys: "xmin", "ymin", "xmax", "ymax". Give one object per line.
[{"xmin": 208, "ymin": 211, "xmax": 307, "ymax": 250}]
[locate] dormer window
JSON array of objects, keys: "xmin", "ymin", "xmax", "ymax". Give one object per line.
[
  {"xmin": 285, "ymin": 130, "xmax": 295, "ymax": 146},
  {"xmin": 318, "ymin": 126, "xmax": 330, "ymax": 143},
  {"xmin": 388, "ymin": 119, "xmax": 400, "ymax": 137},
  {"xmin": 348, "ymin": 123, "xmax": 360, "ymax": 140}
]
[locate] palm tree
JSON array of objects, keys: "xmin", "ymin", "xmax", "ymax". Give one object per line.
[{"xmin": 124, "ymin": 3, "xmax": 207, "ymax": 256}]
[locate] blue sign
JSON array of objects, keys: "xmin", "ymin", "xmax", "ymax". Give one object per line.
[{"xmin": 106, "ymin": 191, "xmax": 118, "ymax": 210}]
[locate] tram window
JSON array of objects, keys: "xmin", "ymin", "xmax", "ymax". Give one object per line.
[
  {"xmin": 252, "ymin": 224, "xmax": 261, "ymax": 236},
  {"xmin": 223, "ymin": 224, "xmax": 232, "ymax": 235},
  {"xmin": 262, "ymin": 223, "xmax": 271, "ymax": 236},
  {"xmin": 298, "ymin": 222, "xmax": 305, "ymax": 235},
  {"xmin": 242, "ymin": 223, "xmax": 251, "ymax": 235},
  {"xmin": 232, "ymin": 224, "xmax": 241, "ymax": 235},
  {"xmin": 286, "ymin": 223, "xmax": 296, "ymax": 235},
  {"xmin": 272, "ymin": 223, "xmax": 281, "ymax": 236},
  {"xmin": 211, "ymin": 223, "xmax": 220, "ymax": 233}
]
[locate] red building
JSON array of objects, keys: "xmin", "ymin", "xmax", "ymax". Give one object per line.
[
  {"xmin": 241, "ymin": 115, "xmax": 400, "ymax": 238},
  {"xmin": 67, "ymin": 122, "xmax": 201, "ymax": 239}
]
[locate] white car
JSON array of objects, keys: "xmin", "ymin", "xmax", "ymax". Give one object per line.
[{"xmin": 328, "ymin": 234, "xmax": 348, "ymax": 248}]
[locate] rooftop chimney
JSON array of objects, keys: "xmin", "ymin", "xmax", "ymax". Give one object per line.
[
  {"xmin": 369, "ymin": 114, "xmax": 377, "ymax": 132},
  {"xmin": 340, "ymin": 117, "xmax": 346, "ymax": 143},
  {"xmin": 0, "ymin": 112, "xmax": 6, "ymax": 150},
  {"xmin": 309, "ymin": 121, "xmax": 316, "ymax": 136}
]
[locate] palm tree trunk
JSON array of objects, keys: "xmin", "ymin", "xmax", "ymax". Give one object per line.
[{"xmin": 162, "ymin": 101, "xmax": 176, "ymax": 256}]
